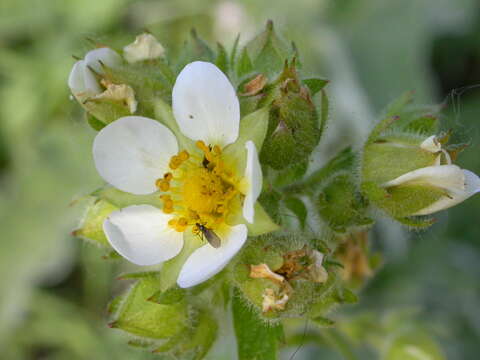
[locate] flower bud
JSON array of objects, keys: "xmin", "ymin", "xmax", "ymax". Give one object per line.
[
  {"xmin": 123, "ymin": 33, "xmax": 165, "ymax": 63},
  {"xmin": 361, "ymin": 109, "xmax": 480, "ymax": 224},
  {"xmin": 237, "ymin": 20, "xmax": 291, "ymax": 80},
  {"xmin": 260, "ymin": 61, "xmax": 322, "ymax": 169}
]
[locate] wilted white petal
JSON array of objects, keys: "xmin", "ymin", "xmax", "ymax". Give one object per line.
[
  {"xmin": 69, "ymin": 48, "xmax": 121, "ymax": 96},
  {"xmin": 420, "ymin": 135, "xmax": 441, "ymax": 153},
  {"xmin": 177, "ymin": 224, "xmax": 247, "ymax": 288},
  {"xmin": 414, "ymin": 169, "xmax": 480, "ymax": 215},
  {"xmin": 93, "ymin": 116, "xmax": 178, "ymax": 195},
  {"xmin": 172, "ymin": 61, "xmax": 240, "ymax": 147},
  {"xmin": 92, "ymin": 82, "xmax": 138, "ymax": 113},
  {"xmin": 103, "ymin": 205, "xmax": 183, "ymax": 266},
  {"xmin": 68, "ymin": 60, "xmax": 91, "ymax": 94},
  {"xmin": 123, "ymin": 33, "xmax": 165, "ymax": 63},
  {"xmin": 84, "ymin": 47, "xmax": 122, "ymax": 74},
  {"xmin": 243, "ymin": 141, "xmax": 262, "ymax": 223},
  {"xmin": 383, "ymin": 165, "xmax": 465, "ymax": 190}
]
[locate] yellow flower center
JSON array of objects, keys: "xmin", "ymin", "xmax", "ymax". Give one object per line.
[{"xmin": 156, "ymin": 140, "xmax": 239, "ymax": 234}]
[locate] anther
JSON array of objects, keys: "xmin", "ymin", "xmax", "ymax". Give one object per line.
[
  {"xmin": 164, "ymin": 172, "xmax": 173, "ymax": 181},
  {"xmin": 178, "ymin": 150, "xmax": 190, "ymax": 161}
]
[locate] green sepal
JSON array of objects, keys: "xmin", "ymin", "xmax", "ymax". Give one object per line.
[
  {"xmin": 86, "ymin": 113, "xmax": 106, "ymax": 131},
  {"xmin": 243, "ymin": 20, "xmax": 291, "ymax": 79},
  {"xmin": 73, "ymin": 199, "xmax": 118, "ymax": 247},
  {"xmin": 215, "ymin": 42, "xmax": 229, "ymax": 75},
  {"xmin": 153, "ymin": 309, "xmax": 218, "ymax": 360},
  {"xmin": 316, "ymin": 174, "xmax": 373, "ymax": 233},
  {"xmin": 175, "ymin": 29, "xmax": 215, "ymax": 73},
  {"xmin": 232, "ymin": 288, "xmax": 283, "ymax": 360},
  {"xmin": 223, "ymin": 106, "xmax": 270, "ymax": 173},
  {"xmin": 284, "ymin": 196, "xmax": 307, "ymax": 229},
  {"xmin": 273, "ymin": 160, "xmax": 308, "ymax": 187},
  {"xmin": 160, "ymin": 231, "xmax": 203, "ymax": 291},
  {"xmin": 260, "ymin": 61, "xmax": 321, "ymax": 170},
  {"xmin": 148, "ymin": 286, "xmax": 186, "ymax": 305},
  {"xmin": 236, "ymin": 47, "xmax": 254, "ymax": 79},
  {"xmin": 246, "ymin": 203, "xmax": 280, "ymax": 236},
  {"xmin": 101, "ymin": 60, "xmax": 175, "ymax": 116},
  {"xmin": 395, "ymin": 215, "xmax": 437, "ymax": 229},
  {"xmin": 92, "ymin": 186, "xmax": 163, "ymax": 209},
  {"xmin": 303, "ymin": 78, "xmax": 329, "ymax": 96},
  {"xmin": 153, "ymin": 98, "xmax": 197, "ymax": 154},
  {"xmin": 81, "ymin": 97, "xmax": 131, "ymax": 126},
  {"xmin": 110, "ymin": 275, "xmax": 187, "ymax": 339},
  {"xmin": 117, "ymin": 271, "xmax": 160, "ymax": 280}
]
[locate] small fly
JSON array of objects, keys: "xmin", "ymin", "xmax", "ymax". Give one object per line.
[{"xmin": 196, "ymin": 223, "xmax": 221, "ymax": 248}]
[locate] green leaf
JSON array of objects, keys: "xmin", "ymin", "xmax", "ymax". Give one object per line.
[
  {"xmin": 74, "ymin": 199, "xmax": 118, "ymax": 246},
  {"xmin": 148, "ymin": 286, "xmax": 185, "ymax": 305},
  {"xmin": 111, "ymin": 275, "xmax": 187, "ymax": 339},
  {"xmin": 303, "ymin": 78, "xmax": 329, "ymax": 96},
  {"xmin": 232, "ymin": 288, "xmax": 282, "ymax": 360}
]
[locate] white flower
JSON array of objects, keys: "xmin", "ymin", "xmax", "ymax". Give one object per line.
[
  {"xmin": 123, "ymin": 33, "xmax": 165, "ymax": 63},
  {"xmin": 93, "ymin": 61, "xmax": 264, "ymax": 288},
  {"xmin": 383, "ymin": 164, "xmax": 480, "ymax": 215},
  {"xmin": 68, "ymin": 47, "xmax": 121, "ymax": 98}
]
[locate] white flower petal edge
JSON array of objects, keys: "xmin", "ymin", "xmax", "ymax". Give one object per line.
[
  {"xmin": 177, "ymin": 224, "xmax": 248, "ymax": 288},
  {"xmin": 93, "ymin": 116, "xmax": 178, "ymax": 195},
  {"xmin": 243, "ymin": 141, "xmax": 263, "ymax": 223},
  {"xmin": 383, "ymin": 165, "xmax": 465, "ymax": 190},
  {"xmin": 68, "ymin": 48, "xmax": 121, "ymax": 95},
  {"xmin": 172, "ymin": 61, "xmax": 240, "ymax": 147},
  {"xmin": 414, "ymin": 169, "xmax": 480, "ymax": 215},
  {"xmin": 103, "ymin": 205, "xmax": 184, "ymax": 266}
]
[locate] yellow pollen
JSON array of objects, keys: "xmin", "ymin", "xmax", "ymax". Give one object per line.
[
  {"xmin": 178, "ymin": 150, "xmax": 190, "ymax": 161},
  {"xmin": 161, "ymin": 145, "xmax": 239, "ymax": 233}
]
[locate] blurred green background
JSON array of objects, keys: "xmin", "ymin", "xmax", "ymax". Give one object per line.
[{"xmin": 1, "ymin": 0, "xmax": 480, "ymax": 359}]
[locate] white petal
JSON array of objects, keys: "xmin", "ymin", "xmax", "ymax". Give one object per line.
[
  {"xmin": 103, "ymin": 205, "xmax": 183, "ymax": 266},
  {"xmin": 69, "ymin": 48, "xmax": 121, "ymax": 96},
  {"xmin": 84, "ymin": 47, "xmax": 122, "ymax": 74},
  {"xmin": 68, "ymin": 60, "xmax": 87, "ymax": 94},
  {"xmin": 243, "ymin": 141, "xmax": 263, "ymax": 223},
  {"xmin": 93, "ymin": 116, "xmax": 178, "ymax": 195},
  {"xmin": 383, "ymin": 165, "xmax": 465, "ymax": 190},
  {"xmin": 420, "ymin": 135, "xmax": 441, "ymax": 153},
  {"xmin": 414, "ymin": 169, "xmax": 480, "ymax": 215},
  {"xmin": 172, "ymin": 61, "xmax": 240, "ymax": 147},
  {"xmin": 177, "ymin": 224, "xmax": 247, "ymax": 288},
  {"xmin": 123, "ymin": 33, "xmax": 165, "ymax": 63}
]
